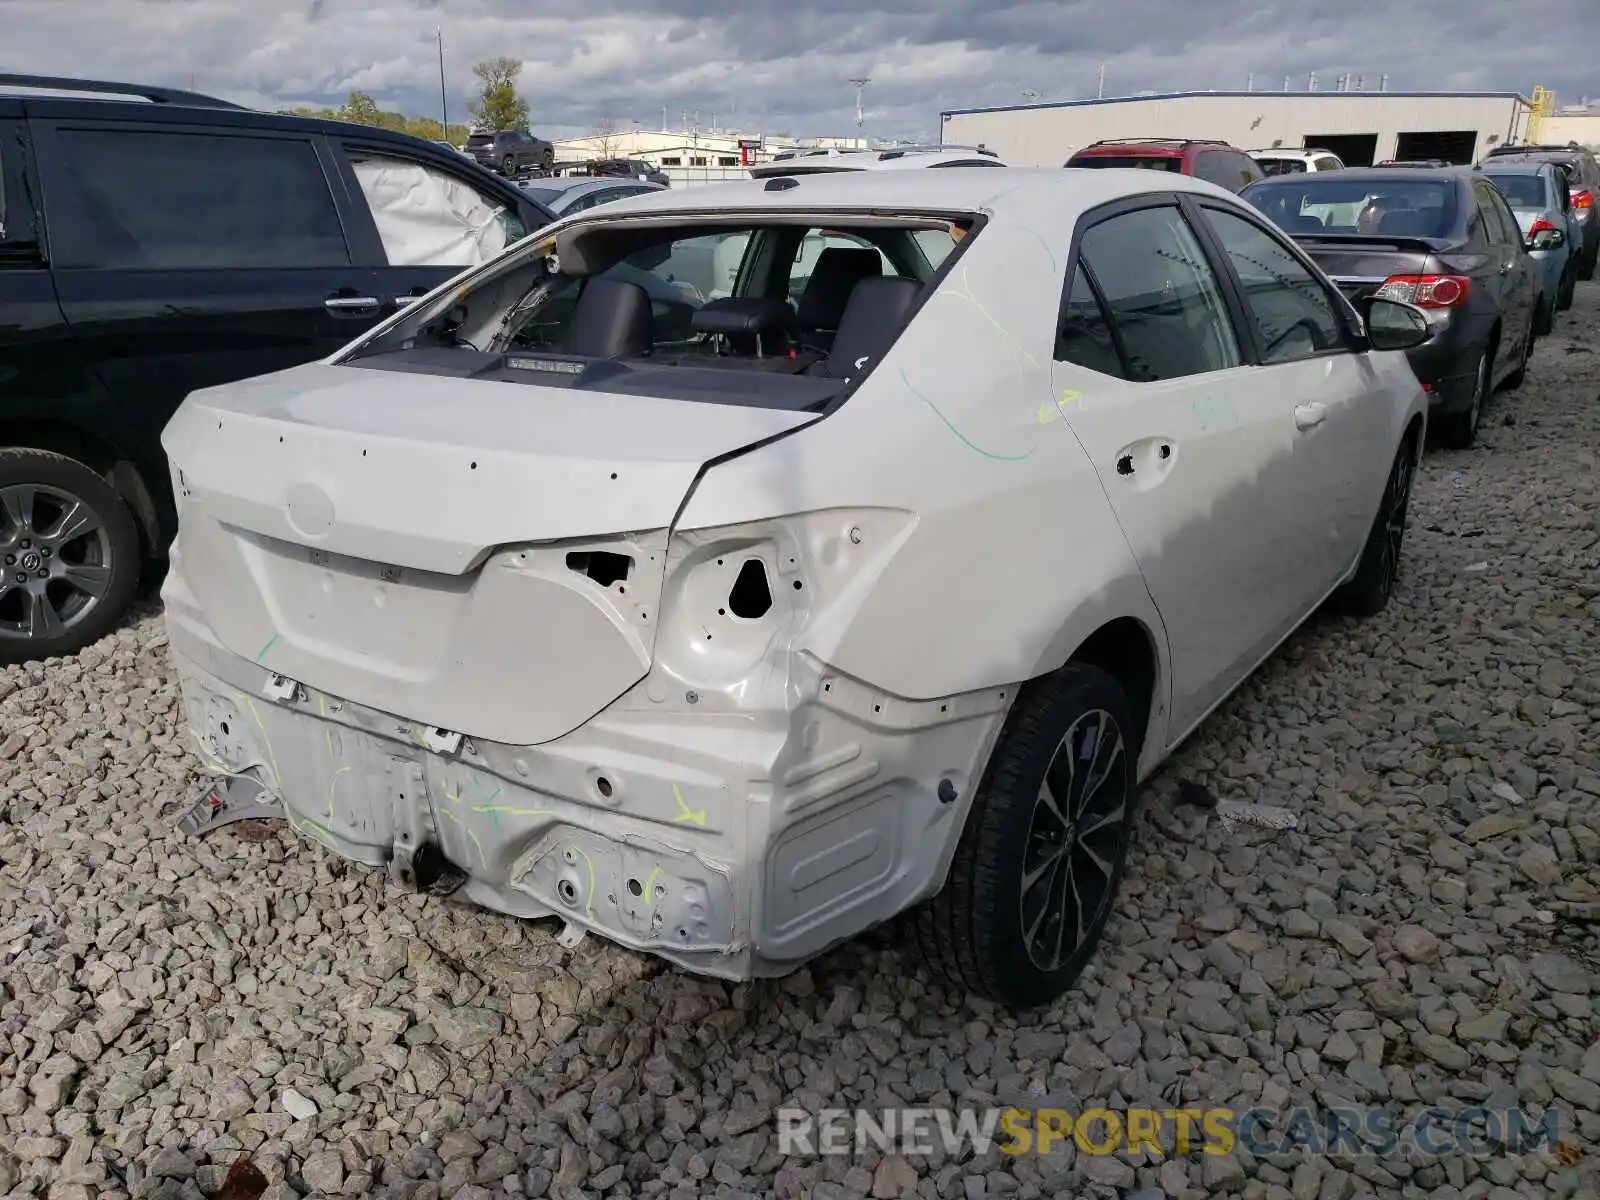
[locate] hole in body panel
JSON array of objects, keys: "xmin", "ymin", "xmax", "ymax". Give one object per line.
[
  {"xmin": 566, "ymin": 550, "xmax": 633, "ymax": 587},
  {"xmin": 727, "ymin": 559, "xmax": 772, "ymax": 618}
]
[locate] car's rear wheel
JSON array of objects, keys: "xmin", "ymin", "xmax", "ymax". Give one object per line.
[
  {"xmin": 1558, "ymin": 263, "xmax": 1576, "ymax": 311},
  {"xmin": 541, "ymin": 147, "xmax": 555, "ymax": 171},
  {"xmin": 0, "ymin": 449, "xmax": 141, "ymax": 665},
  {"xmin": 1335, "ymin": 435, "xmax": 1416, "ymax": 618},
  {"xmin": 912, "ymin": 664, "xmax": 1138, "ymax": 1009},
  {"xmin": 1502, "ymin": 317, "xmax": 1535, "ymax": 391},
  {"xmin": 1581, "ymin": 239, "xmax": 1598, "ymax": 282},
  {"xmin": 1436, "ymin": 349, "xmax": 1489, "ymax": 449},
  {"xmin": 501, "ymin": 154, "xmax": 516, "ymax": 177},
  {"xmin": 1534, "ymin": 291, "xmax": 1555, "ymax": 338}
]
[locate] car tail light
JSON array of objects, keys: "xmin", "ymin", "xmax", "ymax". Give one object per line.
[
  {"xmin": 1572, "ymin": 189, "xmax": 1594, "ymax": 211},
  {"xmin": 1375, "ymin": 274, "xmax": 1471, "ymax": 309},
  {"xmin": 1529, "ymin": 217, "xmax": 1560, "ymax": 237}
]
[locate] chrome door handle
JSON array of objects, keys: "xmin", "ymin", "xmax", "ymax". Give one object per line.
[
  {"xmin": 393, "ymin": 295, "xmax": 420, "ymax": 307},
  {"xmin": 1294, "ymin": 402, "xmax": 1328, "ymax": 430},
  {"xmin": 324, "ymin": 295, "xmax": 380, "ymax": 311}
]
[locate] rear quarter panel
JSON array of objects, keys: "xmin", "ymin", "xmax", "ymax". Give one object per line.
[{"xmin": 675, "ymin": 209, "xmax": 1169, "ymax": 729}]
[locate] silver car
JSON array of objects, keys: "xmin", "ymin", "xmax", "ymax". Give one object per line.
[
  {"xmin": 1478, "ymin": 161, "xmax": 1581, "ymax": 329},
  {"xmin": 517, "ymin": 176, "xmax": 666, "ymax": 216}
]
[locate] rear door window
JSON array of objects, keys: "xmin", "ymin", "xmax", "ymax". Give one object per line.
[
  {"xmin": 339, "ymin": 148, "xmax": 526, "ymax": 267},
  {"xmin": 1074, "ymin": 205, "xmax": 1241, "ymax": 381},
  {"xmin": 44, "ymin": 127, "xmax": 349, "ymax": 270}
]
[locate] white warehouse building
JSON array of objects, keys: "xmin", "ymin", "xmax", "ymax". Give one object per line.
[{"xmin": 941, "ymin": 90, "xmax": 1534, "ymax": 169}]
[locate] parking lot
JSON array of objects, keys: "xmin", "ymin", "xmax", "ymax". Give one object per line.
[{"xmin": 1, "ymin": 276, "xmax": 1598, "ymax": 1200}]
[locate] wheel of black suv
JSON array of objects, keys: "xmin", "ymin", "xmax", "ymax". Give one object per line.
[
  {"xmin": 0, "ymin": 449, "xmax": 141, "ymax": 665},
  {"xmin": 1436, "ymin": 348, "xmax": 1489, "ymax": 450},
  {"xmin": 501, "ymin": 154, "xmax": 516, "ymax": 177},
  {"xmin": 1335, "ymin": 435, "xmax": 1416, "ymax": 618},
  {"xmin": 541, "ymin": 147, "xmax": 555, "ymax": 170},
  {"xmin": 913, "ymin": 664, "xmax": 1138, "ymax": 1009}
]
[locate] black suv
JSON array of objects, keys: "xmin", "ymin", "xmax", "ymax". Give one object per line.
[
  {"xmin": 465, "ymin": 129, "xmax": 556, "ymax": 177},
  {"xmin": 0, "ymin": 74, "xmax": 555, "ymax": 663},
  {"xmin": 1484, "ymin": 142, "xmax": 1600, "ymax": 279}
]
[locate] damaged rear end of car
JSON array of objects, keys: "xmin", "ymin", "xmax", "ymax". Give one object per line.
[{"xmin": 160, "ymin": 193, "xmax": 1002, "ymax": 979}]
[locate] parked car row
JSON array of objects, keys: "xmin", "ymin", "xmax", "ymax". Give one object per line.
[{"xmin": 1236, "ymin": 142, "xmax": 1600, "ymax": 449}]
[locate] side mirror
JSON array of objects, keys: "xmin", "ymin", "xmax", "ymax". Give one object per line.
[
  {"xmin": 1528, "ymin": 227, "xmax": 1565, "ymax": 250},
  {"xmin": 1361, "ymin": 297, "xmax": 1430, "ymax": 351}
]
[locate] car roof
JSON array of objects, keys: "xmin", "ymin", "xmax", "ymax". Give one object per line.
[
  {"xmin": 1477, "ymin": 160, "xmax": 1549, "ymax": 175},
  {"xmin": 2, "ymin": 83, "xmax": 481, "ymax": 154},
  {"xmin": 524, "ymin": 178, "xmax": 626, "ymax": 195},
  {"xmin": 1248, "ymin": 165, "xmax": 1469, "ymax": 185},
  {"xmin": 749, "ymin": 146, "xmax": 1004, "ymax": 176},
  {"xmin": 554, "ymin": 166, "xmax": 1240, "ymax": 223},
  {"xmin": 1075, "ymin": 138, "xmax": 1233, "ymax": 155},
  {"xmin": 1250, "ymin": 148, "xmax": 1330, "ymax": 158}
]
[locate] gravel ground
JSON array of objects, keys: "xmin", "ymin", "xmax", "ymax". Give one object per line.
[{"xmin": 2, "ymin": 286, "xmax": 1598, "ymax": 1200}]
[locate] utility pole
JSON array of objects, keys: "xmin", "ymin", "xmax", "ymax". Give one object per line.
[
  {"xmin": 1283, "ymin": 75, "xmax": 1291, "ymax": 91},
  {"xmin": 436, "ymin": 27, "xmax": 448, "ymax": 135},
  {"xmin": 1246, "ymin": 73, "xmax": 1254, "ymax": 92},
  {"xmin": 1096, "ymin": 62, "xmax": 1106, "ymax": 99}
]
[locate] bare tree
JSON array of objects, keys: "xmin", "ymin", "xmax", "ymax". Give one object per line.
[{"xmin": 592, "ymin": 110, "xmax": 619, "ymax": 158}]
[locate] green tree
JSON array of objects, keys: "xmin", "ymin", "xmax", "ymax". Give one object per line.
[
  {"xmin": 468, "ymin": 57, "xmax": 530, "ymax": 131},
  {"xmin": 337, "ymin": 91, "xmax": 382, "ymax": 125}
]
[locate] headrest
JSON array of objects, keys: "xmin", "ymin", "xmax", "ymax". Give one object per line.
[{"xmin": 691, "ymin": 296, "xmax": 795, "ymax": 337}]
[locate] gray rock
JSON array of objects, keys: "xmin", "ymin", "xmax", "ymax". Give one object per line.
[
  {"xmin": 1077, "ymin": 1154, "xmax": 1135, "ymax": 1188},
  {"xmin": 432, "ymin": 1007, "xmax": 503, "ymax": 1053},
  {"xmin": 302, "ymin": 1149, "xmax": 346, "ymax": 1193},
  {"xmin": 1530, "ymin": 953, "xmax": 1593, "ymax": 995},
  {"xmin": 1392, "ymin": 925, "xmax": 1442, "ymax": 964}
]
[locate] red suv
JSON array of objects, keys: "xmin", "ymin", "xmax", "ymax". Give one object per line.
[{"xmin": 1065, "ymin": 138, "xmax": 1264, "ymax": 193}]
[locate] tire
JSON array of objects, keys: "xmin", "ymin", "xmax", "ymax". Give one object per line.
[
  {"xmin": 912, "ymin": 664, "xmax": 1139, "ymax": 1009},
  {"xmin": 1435, "ymin": 348, "xmax": 1489, "ymax": 450},
  {"xmin": 0, "ymin": 449, "xmax": 141, "ymax": 665},
  {"xmin": 1502, "ymin": 318, "xmax": 1535, "ymax": 391},
  {"xmin": 1335, "ymin": 435, "xmax": 1416, "ymax": 618},
  {"xmin": 1558, "ymin": 264, "xmax": 1576, "ymax": 312},
  {"xmin": 1534, "ymin": 292, "xmax": 1555, "ymax": 338},
  {"xmin": 1581, "ymin": 239, "xmax": 1598, "ymax": 282},
  {"xmin": 541, "ymin": 147, "xmax": 555, "ymax": 170},
  {"xmin": 500, "ymin": 154, "xmax": 516, "ymax": 177}
]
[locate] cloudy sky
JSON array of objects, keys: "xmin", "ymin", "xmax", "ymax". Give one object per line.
[{"xmin": 5, "ymin": 0, "xmax": 1592, "ymax": 142}]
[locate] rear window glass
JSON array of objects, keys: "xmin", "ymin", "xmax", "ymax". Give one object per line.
[
  {"xmin": 1241, "ymin": 178, "xmax": 1453, "ymax": 237},
  {"xmin": 1256, "ymin": 159, "xmax": 1308, "ymax": 176},
  {"xmin": 340, "ymin": 217, "xmax": 976, "ymax": 410},
  {"xmin": 1070, "ymin": 154, "xmax": 1182, "ymax": 172},
  {"xmin": 1482, "ymin": 173, "xmax": 1547, "ymax": 208},
  {"xmin": 466, "ymin": 134, "xmax": 493, "ymax": 146}
]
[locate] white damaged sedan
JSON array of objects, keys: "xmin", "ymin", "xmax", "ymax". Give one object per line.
[{"xmin": 161, "ymin": 168, "xmax": 1430, "ymax": 1008}]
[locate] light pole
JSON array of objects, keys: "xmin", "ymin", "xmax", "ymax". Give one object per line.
[
  {"xmin": 436, "ymin": 27, "xmax": 448, "ymax": 136},
  {"xmin": 849, "ymin": 77, "xmax": 870, "ymax": 139}
]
